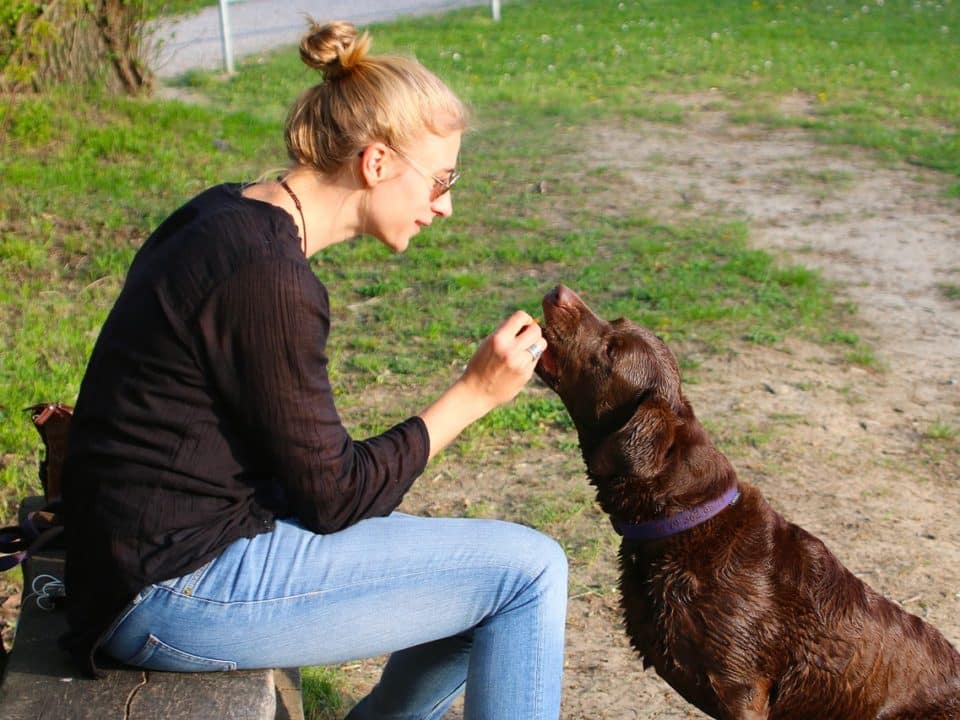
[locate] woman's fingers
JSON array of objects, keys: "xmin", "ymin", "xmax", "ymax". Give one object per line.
[
  {"xmin": 498, "ymin": 310, "xmax": 537, "ymax": 337},
  {"xmin": 461, "ymin": 311, "xmax": 547, "ymax": 408},
  {"xmin": 513, "ymin": 322, "xmax": 546, "ymax": 364},
  {"xmin": 492, "ymin": 311, "xmax": 546, "ymax": 365}
]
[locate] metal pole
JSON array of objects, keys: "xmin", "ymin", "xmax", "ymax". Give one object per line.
[
  {"xmin": 218, "ymin": 0, "xmax": 235, "ymax": 74},
  {"xmin": 491, "ymin": 0, "xmax": 501, "ymax": 21}
]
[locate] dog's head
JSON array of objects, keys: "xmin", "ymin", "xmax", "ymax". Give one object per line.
[{"xmin": 536, "ymin": 285, "xmax": 688, "ymax": 480}]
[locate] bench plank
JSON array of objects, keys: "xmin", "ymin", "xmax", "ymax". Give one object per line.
[{"xmin": 0, "ymin": 512, "xmax": 280, "ymax": 720}]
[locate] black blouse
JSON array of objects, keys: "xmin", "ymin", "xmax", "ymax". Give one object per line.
[{"xmin": 61, "ymin": 184, "xmax": 429, "ymax": 674}]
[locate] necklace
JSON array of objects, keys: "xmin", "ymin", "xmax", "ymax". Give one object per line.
[{"xmin": 278, "ymin": 176, "xmax": 307, "ymax": 255}]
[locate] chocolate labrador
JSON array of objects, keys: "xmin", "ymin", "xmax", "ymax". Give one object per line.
[{"xmin": 536, "ymin": 284, "xmax": 960, "ymax": 720}]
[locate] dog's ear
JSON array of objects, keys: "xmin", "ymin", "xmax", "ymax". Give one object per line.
[{"xmin": 586, "ymin": 397, "xmax": 677, "ymax": 479}]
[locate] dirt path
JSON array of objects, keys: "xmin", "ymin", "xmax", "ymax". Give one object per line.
[{"xmin": 563, "ymin": 103, "xmax": 959, "ymax": 718}]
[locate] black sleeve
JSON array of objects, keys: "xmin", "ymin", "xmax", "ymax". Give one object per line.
[{"xmin": 197, "ymin": 258, "xmax": 430, "ymax": 533}]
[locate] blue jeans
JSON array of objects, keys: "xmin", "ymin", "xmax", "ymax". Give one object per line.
[{"xmin": 100, "ymin": 513, "xmax": 568, "ymax": 720}]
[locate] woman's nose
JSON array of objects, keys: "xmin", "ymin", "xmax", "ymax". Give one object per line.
[{"xmin": 432, "ymin": 191, "xmax": 453, "ymax": 218}]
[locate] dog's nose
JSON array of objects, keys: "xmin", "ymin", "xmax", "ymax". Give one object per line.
[
  {"xmin": 554, "ymin": 284, "xmax": 579, "ymax": 307},
  {"xmin": 544, "ymin": 285, "xmax": 562, "ymax": 307}
]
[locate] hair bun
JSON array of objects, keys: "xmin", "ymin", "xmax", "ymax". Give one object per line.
[{"xmin": 300, "ymin": 19, "xmax": 371, "ymax": 80}]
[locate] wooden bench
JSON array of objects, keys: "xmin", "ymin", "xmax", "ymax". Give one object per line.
[{"xmin": 0, "ymin": 497, "xmax": 304, "ymax": 720}]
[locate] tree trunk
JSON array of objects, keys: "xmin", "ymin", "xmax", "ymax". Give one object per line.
[{"xmin": 2, "ymin": 1, "xmax": 153, "ymax": 95}]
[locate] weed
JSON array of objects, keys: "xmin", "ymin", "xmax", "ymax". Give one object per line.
[
  {"xmin": 824, "ymin": 330, "xmax": 860, "ymax": 345},
  {"xmin": 300, "ymin": 666, "xmax": 346, "ymax": 720},
  {"xmin": 845, "ymin": 347, "xmax": 880, "ymax": 368},
  {"xmin": 925, "ymin": 420, "xmax": 958, "ymax": 442}
]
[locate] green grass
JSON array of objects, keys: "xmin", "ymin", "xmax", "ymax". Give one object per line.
[
  {"xmin": 3, "ymin": 0, "xmax": 955, "ymax": 498},
  {"xmin": 300, "ymin": 666, "xmax": 347, "ymax": 719},
  {"xmin": 147, "ymin": 0, "xmax": 215, "ymax": 18},
  {"xmin": 939, "ymin": 282, "xmax": 960, "ymax": 301},
  {"xmin": 2, "ymin": 2, "xmax": 959, "ymax": 711},
  {"xmin": 925, "ymin": 419, "xmax": 959, "ymax": 442}
]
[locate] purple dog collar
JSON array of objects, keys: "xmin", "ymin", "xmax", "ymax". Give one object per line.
[{"xmin": 613, "ymin": 485, "xmax": 741, "ymax": 541}]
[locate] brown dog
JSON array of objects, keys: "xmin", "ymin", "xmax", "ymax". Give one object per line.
[{"xmin": 536, "ymin": 284, "xmax": 960, "ymax": 720}]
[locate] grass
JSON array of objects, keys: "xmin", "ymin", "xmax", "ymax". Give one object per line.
[
  {"xmin": 939, "ymin": 282, "xmax": 960, "ymax": 301},
  {"xmin": 300, "ymin": 666, "xmax": 348, "ymax": 719},
  {"xmin": 2, "ymin": 0, "xmax": 959, "ymax": 715},
  {"xmin": 925, "ymin": 419, "xmax": 959, "ymax": 442},
  {"xmin": 919, "ymin": 418, "xmax": 960, "ymax": 486},
  {"xmin": 147, "ymin": 0, "xmax": 215, "ymax": 18}
]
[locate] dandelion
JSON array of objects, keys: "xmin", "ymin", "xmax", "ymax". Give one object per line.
[
  {"xmin": 711, "ymin": 31, "xmax": 721, "ymax": 40},
  {"xmin": 540, "ymin": 34, "xmax": 552, "ymax": 43},
  {"xmin": 861, "ymin": 5, "xmax": 869, "ymax": 12},
  {"xmin": 876, "ymin": 0, "xmax": 884, "ymax": 5},
  {"xmin": 614, "ymin": 44, "xmax": 625, "ymax": 56},
  {"xmin": 576, "ymin": 24, "xmax": 584, "ymax": 32},
  {"xmin": 890, "ymin": 69, "xmax": 898, "ymax": 77},
  {"xmin": 830, "ymin": 40, "xmax": 838, "ymax": 48},
  {"xmin": 764, "ymin": 59, "xmax": 773, "ymax": 68},
  {"xmin": 942, "ymin": 25, "xmax": 950, "ymax": 33},
  {"xmin": 548, "ymin": 64, "xmax": 556, "ymax": 72},
  {"xmin": 817, "ymin": 91, "xmax": 828, "ymax": 103},
  {"xmin": 452, "ymin": 52, "xmax": 462, "ymax": 62}
]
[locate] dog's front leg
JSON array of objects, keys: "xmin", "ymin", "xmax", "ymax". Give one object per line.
[{"xmin": 710, "ymin": 674, "xmax": 772, "ymax": 720}]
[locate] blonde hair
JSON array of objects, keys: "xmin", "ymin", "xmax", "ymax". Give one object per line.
[{"xmin": 285, "ymin": 20, "xmax": 469, "ymax": 174}]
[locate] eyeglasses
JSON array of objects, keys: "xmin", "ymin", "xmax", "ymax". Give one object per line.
[{"xmin": 387, "ymin": 145, "xmax": 461, "ymax": 201}]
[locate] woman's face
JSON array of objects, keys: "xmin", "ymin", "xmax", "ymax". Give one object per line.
[{"xmin": 365, "ymin": 131, "xmax": 462, "ymax": 253}]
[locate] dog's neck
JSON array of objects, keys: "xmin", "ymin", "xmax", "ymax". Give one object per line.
[
  {"xmin": 611, "ymin": 484, "xmax": 741, "ymax": 541},
  {"xmin": 585, "ymin": 410, "xmax": 738, "ymax": 530}
]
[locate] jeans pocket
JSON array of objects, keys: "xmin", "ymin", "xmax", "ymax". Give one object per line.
[{"xmin": 128, "ymin": 633, "xmax": 237, "ymax": 672}]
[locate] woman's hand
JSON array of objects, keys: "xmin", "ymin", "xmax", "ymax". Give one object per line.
[
  {"xmin": 460, "ymin": 310, "xmax": 545, "ymax": 410},
  {"xmin": 418, "ymin": 310, "xmax": 546, "ymax": 460}
]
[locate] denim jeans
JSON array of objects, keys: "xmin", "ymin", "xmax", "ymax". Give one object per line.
[{"xmin": 100, "ymin": 513, "xmax": 568, "ymax": 720}]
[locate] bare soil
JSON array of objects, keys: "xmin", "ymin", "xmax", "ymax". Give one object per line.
[{"xmin": 3, "ymin": 98, "xmax": 958, "ymax": 719}]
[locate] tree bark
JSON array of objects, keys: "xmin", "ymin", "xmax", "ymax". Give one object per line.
[{"xmin": 2, "ymin": 1, "xmax": 153, "ymax": 95}]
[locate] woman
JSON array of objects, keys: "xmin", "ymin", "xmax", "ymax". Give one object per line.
[{"xmin": 61, "ymin": 19, "xmax": 567, "ymax": 720}]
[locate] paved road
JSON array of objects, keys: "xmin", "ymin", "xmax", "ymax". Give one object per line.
[{"xmin": 148, "ymin": 0, "xmax": 491, "ymax": 79}]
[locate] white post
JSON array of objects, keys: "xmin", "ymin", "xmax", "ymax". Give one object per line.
[
  {"xmin": 218, "ymin": 0, "xmax": 235, "ymax": 74},
  {"xmin": 491, "ymin": 0, "xmax": 501, "ymax": 21}
]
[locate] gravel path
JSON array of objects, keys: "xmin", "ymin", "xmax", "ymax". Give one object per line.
[{"xmin": 147, "ymin": 0, "xmax": 492, "ymax": 78}]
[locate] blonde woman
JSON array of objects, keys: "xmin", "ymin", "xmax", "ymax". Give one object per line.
[{"xmin": 61, "ymin": 20, "xmax": 567, "ymax": 720}]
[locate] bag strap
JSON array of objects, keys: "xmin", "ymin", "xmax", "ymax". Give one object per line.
[
  {"xmin": 0, "ymin": 403, "xmax": 73, "ymax": 573},
  {"xmin": 0, "ymin": 506, "xmax": 64, "ymax": 572}
]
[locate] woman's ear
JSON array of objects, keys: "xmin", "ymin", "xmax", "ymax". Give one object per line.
[
  {"xmin": 358, "ymin": 143, "xmax": 391, "ymax": 189},
  {"xmin": 586, "ymin": 397, "xmax": 677, "ymax": 479}
]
